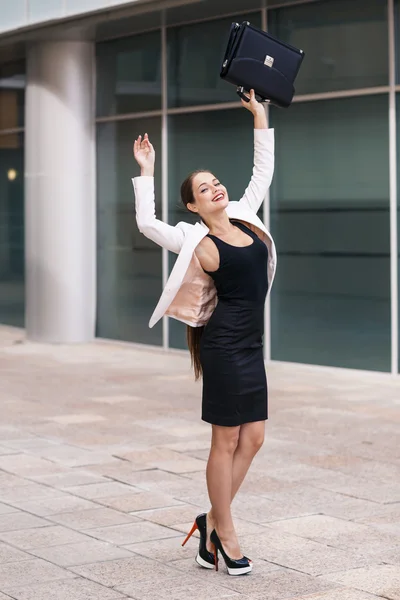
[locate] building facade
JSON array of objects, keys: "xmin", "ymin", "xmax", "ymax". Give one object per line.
[{"xmin": 0, "ymin": 0, "xmax": 399, "ymax": 373}]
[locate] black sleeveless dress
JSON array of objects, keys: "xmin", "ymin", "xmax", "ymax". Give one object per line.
[{"xmin": 200, "ymin": 221, "xmax": 269, "ymax": 427}]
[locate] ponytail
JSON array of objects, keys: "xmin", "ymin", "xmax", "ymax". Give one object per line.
[{"xmin": 186, "ymin": 325, "xmax": 204, "ymax": 380}]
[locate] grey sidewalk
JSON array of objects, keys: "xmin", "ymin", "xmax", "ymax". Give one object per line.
[{"xmin": 0, "ymin": 325, "xmax": 399, "ymax": 600}]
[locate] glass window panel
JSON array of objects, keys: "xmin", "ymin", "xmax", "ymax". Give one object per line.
[
  {"xmin": 168, "ymin": 108, "xmax": 261, "ymax": 349},
  {"xmin": 166, "ymin": 1, "xmax": 262, "ymax": 27},
  {"xmin": 167, "ymin": 12, "xmax": 262, "ymax": 108},
  {"xmin": 97, "ymin": 31, "xmax": 162, "ymax": 117},
  {"xmin": 97, "ymin": 117, "xmax": 163, "ymax": 346},
  {"xmin": 268, "ymin": 0, "xmax": 388, "ymax": 95},
  {"xmin": 0, "ymin": 132, "xmax": 25, "ymax": 327},
  {"xmin": 0, "ymin": 65, "xmax": 25, "ymax": 130},
  {"xmin": 28, "ymin": 0, "xmax": 63, "ymax": 22},
  {"xmin": 96, "ymin": 10, "xmax": 162, "ymax": 42},
  {"xmin": 270, "ymin": 94, "xmax": 390, "ymax": 371},
  {"xmin": 0, "ymin": 0, "xmax": 26, "ymax": 31}
]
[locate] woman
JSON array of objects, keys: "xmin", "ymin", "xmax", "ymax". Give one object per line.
[{"xmin": 132, "ymin": 90, "xmax": 276, "ymax": 576}]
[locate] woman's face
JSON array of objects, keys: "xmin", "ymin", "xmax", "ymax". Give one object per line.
[{"xmin": 188, "ymin": 172, "xmax": 229, "ymax": 218}]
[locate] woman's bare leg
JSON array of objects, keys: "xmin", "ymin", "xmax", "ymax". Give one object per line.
[
  {"xmin": 205, "ymin": 424, "xmax": 241, "ymax": 558},
  {"xmin": 231, "ymin": 421, "xmax": 265, "ymax": 500},
  {"xmin": 207, "ymin": 421, "xmax": 265, "ymax": 552}
]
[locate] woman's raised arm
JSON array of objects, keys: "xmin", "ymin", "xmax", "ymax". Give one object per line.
[
  {"xmin": 133, "ymin": 134, "xmax": 186, "ymax": 254},
  {"xmin": 238, "ymin": 91, "xmax": 275, "ymax": 213}
]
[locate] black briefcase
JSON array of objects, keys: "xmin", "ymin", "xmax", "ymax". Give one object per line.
[{"xmin": 220, "ymin": 21, "xmax": 305, "ymax": 108}]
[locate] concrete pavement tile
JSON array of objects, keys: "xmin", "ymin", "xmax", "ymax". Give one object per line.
[
  {"xmin": 162, "ymin": 440, "xmax": 211, "ymax": 453},
  {"xmin": 265, "ymin": 463, "xmax": 351, "ymax": 484},
  {"xmin": 48, "ymin": 507, "xmax": 139, "ymax": 530},
  {"xmin": 99, "ymin": 468, "xmax": 190, "ymax": 490},
  {"xmin": 299, "ymin": 454, "xmax": 367, "ymax": 470},
  {"xmin": 113, "ymin": 447, "xmax": 184, "ymax": 463},
  {"xmin": 268, "ymin": 514, "xmax": 400, "ymax": 556},
  {"xmin": 0, "ymin": 558, "xmax": 74, "ymax": 590},
  {"xmin": 64, "ymin": 482, "xmax": 141, "ymax": 499},
  {"xmin": 175, "ymin": 487, "xmax": 210, "ymax": 502},
  {"xmin": 0, "ymin": 502, "xmax": 18, "ymax": 515},
  {"xmin": 98, "ymin": 492, "xmax": 184, "ymax": 512},
  {"xmin": 177, "ymin": 448, "xmax": 210, "ymax": 461},
  {"xmin": 0, "ymin": 473, "xmax": 39, "ymax": 488},
  {"xmin": 260, "ymin": 485, "xmax": 382, "ymax": 522},
  {"xmin": 240, "ymin": 529, "xmax": 372, "ymax": 577},
  {"xmin": 0, "ymin": 593, "xmax": 14, "ymax": 599},
  {"xmin": 11, "ymin": 495, "xmax": 98, "ymax": 516},
  {"xmin": 1, "ymin": 438, "xmax": 62, "ymax": 451},
  {"xmin": 356, "ymin": 506, "xmax": 400, "ymax": 526},
  {"xmin": 337, "ymin": 460, "xmax": 400, "ymax": 481},
  {"xmin": 46, "ymin": 414, "xmax": 106, "ymax": 424},
  {"xmin": 148, "ymin": 478, "xmax": 208, "ymax": 500},
  {"xmin": 117, "ymin": 577, "xmax": 241, "ymax": 600},
  {"xmin": 0, "ymin": 542, "xmax": 32, "ymax": 563},
  {"xmin": 230, "ymin": 473, "xmax": 296, "ymax": 495},
  {"xmin": 124, "ymin": 533, "xmax": 198, "ymax": 562},
  {"xmin": 0, "ymin": 525, "xmax": 93, "ymax": 550},
  {"xmin": 0, "ymin": 446, "xmax": 19, "ymax": 456},
  {"xmin": 27, "ymin": 445, "xmax": 114, "ymax": 467},
  {"xmin": 30, "ymin": 540, "xmax": 135, "ymax": 567},
  {"xmin": 133, "ymin": 505, "xmax": 205, "ymax": 527},
  {"xmin": 0, "ymin": 483, "xmax": 64, "ymax": 503},
  {"xmin": 379, "ymin": 546, "xmax": 400, "ymax": 564},
  {"xmin": 229, "ymin": 493, "xmax": 280, "ymax": 523},
  {"xmin": 5, "ymin": 577, "xmax": 125, "ymax": 600},
  {"xmin": 0, "ymin": 454, "xmax": 65, "ymax": 476},
  {"xmin": 0, "ymin": 512, "xmax": 48, "ymax": 532},
  {"xmin": 268, "ymin": 515, "xmax": 377, "ymax": 542},
  {"xmin": 214, "ymin": 567, "xmax": 337, "ymax": 598},
  {"xmin": 151, "ymin": 458, "xmax": 206, "ymax": 474},
  {"xmin": 322, "ymin": 565, "xmax": 400, "ymax": 600},
  {"xmin": 0, "ymin": 427, "xmax": 35, "ymax": 441},
  {"xmin": 90, "ymin": 394, "xmax": 146, "ymax": 404},
  {"xmin": 30, "ymin": 471, "xmax": 107, "ymax": 488},
  {"xmin": 88, "ymin": 521, "xmax": 181, "ymax": 545},
  {"xmin": 137, "ymin": 418, "xmax": 208, "ymax": 439},
  {"xmin": 294, "ymin": 590, "xmax": 384, "ymax": 600},
  {"xmin": 70, "ymin": 556, "xmax": 179, "ymax": 587},
  {"xmin": 302, "ymin": 471, "xmax": 400, "ymax": 504}
]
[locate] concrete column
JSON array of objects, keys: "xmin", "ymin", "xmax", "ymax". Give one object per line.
[{"xmin": 25, "ymin": 42, "xmax": 96, "ymax": 342}]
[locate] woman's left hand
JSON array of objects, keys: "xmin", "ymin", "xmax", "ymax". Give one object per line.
[{"xmin": 241, "ymin": 89, "xmax": 266, "ymax": 116}]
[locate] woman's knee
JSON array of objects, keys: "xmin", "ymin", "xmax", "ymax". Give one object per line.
[
  {"xmin": 211, "ymin": 425, "xmax": 240, "ymax": 454},
  {"xmin": 239, "ymin": 423, "xmax": 265, "ymax": 455}
]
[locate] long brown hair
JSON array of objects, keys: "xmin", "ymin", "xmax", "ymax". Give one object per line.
[{"xmin": 180, "ymin": 169, "xmax": 211, "ymax": 380}]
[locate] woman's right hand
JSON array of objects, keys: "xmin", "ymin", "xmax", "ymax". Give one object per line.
[{"xmin": 133, "ymin": 133, "xmax": 155, "ymax": 176}]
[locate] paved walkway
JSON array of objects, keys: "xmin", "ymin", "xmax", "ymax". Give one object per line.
[{"xmin": 0, "ymin": 325, "xmax": 399, "ymax": 600}]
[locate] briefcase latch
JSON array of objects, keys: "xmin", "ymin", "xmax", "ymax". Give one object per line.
[{"xmin": 264, "ymin": 55, "xmax": 274, "ymax": 68}]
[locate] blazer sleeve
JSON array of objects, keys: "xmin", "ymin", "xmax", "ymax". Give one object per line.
[
  {"xmin": 132, "ymin": 176, "xmax": 186, "ymax": 254},
  {"xmin": 238, "ymin": 128, "xmax": 275, "ymax": 213}
]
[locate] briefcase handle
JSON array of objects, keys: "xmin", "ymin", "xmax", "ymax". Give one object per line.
[{"xmin": 236, "ymin": 87, "xmax": 270, "ymax": 104}]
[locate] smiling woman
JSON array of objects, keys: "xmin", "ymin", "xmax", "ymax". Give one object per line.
[{"xmin": 132, "ymin": 90, "xmax": 276, "ymax": 576}]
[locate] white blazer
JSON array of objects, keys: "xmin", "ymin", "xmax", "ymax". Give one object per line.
[{"xmin": 132, "ymin": 128, "xmax": 277, "ymax": 329}]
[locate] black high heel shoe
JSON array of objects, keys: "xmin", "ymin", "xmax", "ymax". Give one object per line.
[
  {"xmin": 182, "ymin": 513, "xmax": 215, "ymax": 569},
  {"xmin": 210, "ymin": 529, "xmax": 252, "ymax": 576}
]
